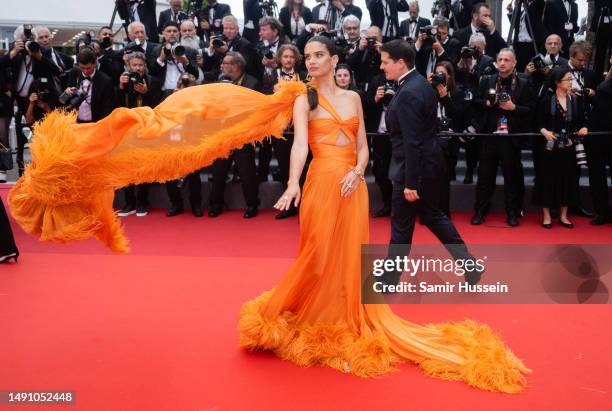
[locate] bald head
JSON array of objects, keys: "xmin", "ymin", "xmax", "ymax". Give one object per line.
[{"xmin": 544, "ymin": 34, "xmax": 562, "ymax": 57}]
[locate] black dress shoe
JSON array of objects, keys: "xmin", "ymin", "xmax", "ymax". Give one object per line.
[
  {"xmin": 373, "ymin": 205, "xmax": 391, "ymax": 218},
  {"xmin": 590, "ymin": 215, "xmax": 609, "ymax": 226},
  {"xmin": 208, "ymin": 206, "xmax": 223, "ymax": 218},
  {"xmin": 559, "ymin": 220, "xmax": 574, "ymax": 229},
  {"xmin": 507, "ymin": 213, "xmax": 519, "ymax": 227},
  {"xmin": 570, "ymin": 207, "xmax": 594, "ymax": 218},
  {"xmin": 464, "ymin": 263, "xmax": 484, "ymax": 286},
  {"xmin": 470, "ymin": 212, "xmax": 485, "ymax": 225},
  {"xmin": 192, "ymin": 207, "xmax": 204, "ymax": 217},
  {"xmin": 243, "ymin": 206, "xmax": 258, "ymax": 218},
  {"xmin": 275, "ymin": 208, "xmax": 298, "ymax": 219},
  {"xmin": 166, "ymin": 206, "xmax": 184, "ymax": 217}
]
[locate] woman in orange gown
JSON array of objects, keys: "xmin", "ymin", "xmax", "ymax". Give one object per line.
[
  {"xmin": 237, "ymin": 37, "xmax": 530, "ymax": 393},
  {"xmin": 8, "ymin": 37, "xmax": 529, "ymax": 394}
]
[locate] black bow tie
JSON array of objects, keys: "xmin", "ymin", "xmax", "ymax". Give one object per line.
[
  {"xmin": 281, "ymin": 71, "xmax": 294, "ymax": 78},
  {"xmin": 80, "ymin": 75, "xmax": 92, "ymax": 82},
  {"xmin": 410, "ymin": 19, "xmax": 417, "ymax": 24}
]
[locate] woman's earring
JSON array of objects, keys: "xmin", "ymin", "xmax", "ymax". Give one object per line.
[{"xmin": 306, "ymin": 73, "xmax": 313, "ymax": 82}]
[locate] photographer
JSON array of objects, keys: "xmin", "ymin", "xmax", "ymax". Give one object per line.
[
  {"xmin": 0, "ymin": 51, "xmax": 11, "ymax": 183},
  {"xmin": 365, "ymin": 72, "xmax": 394, "ymax": 217},
  {"xmin": 341, "ymin": 15, "xmax": 361, "ymax": 57},
  {"xmin": 206, "ymin": 15, "xmax": 258, "ymax": 78},
  {"xmin": 534, "ymin": 67, "xmax": 587, "ymax": 229},
  {"xmin": 525, "ymin": 34, "xmax": 568, "ymax": 98},
  {"xmin": 471, "ymin": 48, "xmax": 534, "ymax": 227},
  {"xmin": 455, "ymin": 33, "xmax": 495, "ymax": 92},
  {"xmin": 312, "ymin": 0, "xmax": 354, "ymax": 32},
  {"xmin": 295, "ymin": 19, "xmax": 330, "ymax": 53},
  {"xmin": 454, "ymin": 2, "xmax": 507, "ymax": 58},
  {"xmin": 196, "ymin": 0, "xmax": 232, "ymax": 42},
  {"xmin": 151, "ymin": 21, "xmax": 199, "ymax": 99},
  {"xmin": 279, "ymin": 0, "xmax": 314, "ymax": 41},
  {"xmin": 25, "ymin": 78, "xmax": 56, "ymax": 125},
  {"xmin": 125, "ymin": 21, "xmax": 160, "ymax": 71},
  {"xmin": 243, "ymin": 0, "xmax": 266, "ymax": 44},
  {"xmin": 157, "ymin": 0, "xmax": 189, "ymax": 35},
  {"xmin": 9, "ymin": 24, "xmax": 63, "ymax": 175},
  {"xmin": 506, "ymin": 0, "xmax": 546, "ymax": 71},
  {"xmin": 365, "ymin": 0, "xmax": 409, "ymax": 41},
  {"xmin": 94, "ymin": 26, "xmax": 124, "ymax": 83},
  {"xmin": 414, "ymin": 24, "xmax": 451, "ymax": 77},
  {"xmin": 590, "ymin": 0, "xmax": 612, "ymax": 75},
  {"xmin": 346, "ymin": 25, "xmax": 383, "ymax": 91},
  {"xmin": 117, "ymin": 0, "xmax": 158, "ymax": 44},
  {"xmin": 434, "ymin": 17, "xmax": 461, "ymax": 64},
  {"xmin": 568, "ymin": 41, "xmax": 600, "ymax": 113},
  {"xmin": 399, "ymin": 0, "xmax": 432, "ymax": 41},
  {"xmin": 62, "ymin": 47, "xmax": 116, "ymax": 123},
  {"xmin": 257, "ymin": 17, "xmax": 288, "ymax": 77},
  {"xmin": 209, "ymin": 52, "xmax": 260, "ymax": 219},
  {"xmin": 33, "ymin": 26, "xmax": 73, "ymax": 77},
  {"xmin": 116, "ymin": 52, "xmax": 162, "ymax": 218},
  {"xmin": 179, "ymin": 20, "xmax": 207, "ymax": 80},
  {"xmin": 544, "ymin": 0, "xmax": 578, "ymax": 58}
]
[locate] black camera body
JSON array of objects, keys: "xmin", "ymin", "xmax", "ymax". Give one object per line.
[
  {"xmin": 125, "ymin": 71, "xmax": 144, "ymax": 94},
  {"xmin": 419, "ymin": 25, "xmax": 437, "ymax": 44},
  {"xmin": 431, "ymin": 72, "xmax": 447, "ymax": 87},
  {"xmin": 32, "ymin": 77, "xmax": 53, "ymax": 102},
  {"xmin": 22, "ymin": 24, "xmax": 41, "ymax": 54},
  {"xmin": 124, "ymin": 39, "xmax": 145, "ymax": 54},
  {"xmin": 460, "ymin": 47, "xmax": 479, "ymax": 59},
  {"xmin": 382, "ymin": 81, "xmax": 396, "ymax": 106},
  {"xmin": 260, "ymin": 45, "xmax": 274, "ymax": 60},
  {"xmin": 531, "ymin": 53, "xmax": 547, "ymax": 70},
  {"xmin": 497, "ymin": 91, "xmax": 511, "ymax": 103},
  {"xmin": 59, "ymin": 89, "xmax": 87, "ymax": 111},
  {"xmin": 163, "ymin": 43, "xmax": 186, "ymax": 61},
  {"xmin": 366, "ymin": 37, "xmax": 377, "ymax": 48},
  {"xmin": 211, "ymin": 34, "xmax": 228, "ymax": 48}
]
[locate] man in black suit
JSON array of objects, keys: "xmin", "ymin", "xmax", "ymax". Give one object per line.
[
  {"xmin": 209, "ymin": 52, "xmax": 261, "ymax": 219},
  {"xmin": 157, "ymin": 0, "xmax": 189, "ymax": 35},
  {"xmin": 9, "ymin": 24, "xmax": 63, "ymax": 175},
  {"xmin": 590, "ymin": 0, "xmax": 612, "ymax": 75},
  {"xmin": 524, "ymin": 34, "xmax": 568, "ymax": 98},
  {"xmin": 506, "ymin": 0, "xmax": 546, "ymax": 72},
  {"xmin": 199, "ymin": 0, "xmax": 232, "ymax": 31},
  {"xmin": 205, "ymin": 15, "xmax": 259, "ymax": 78},
  {"xmin": 34, "ymin": 26, "xmax": 73, "ymax": 76},
  {"xmin": 471, "ymin": 48, "xmax": 534, "ymax": 227},
  {"xmin": 340, "ymin": 0, "xmax": 363, "ymax": 20},
  {"xmin": 94, "ymin": 26, "xmax": 123, "ymax": 83},
  {"xmin": 312, "ymin": 0, "xmax": 356, "ymax": 32},
  {"xmin": 414, "ymin": 25, "xmax": 451, "ymax": 77},
  {"xmin": 243, "ymin": 0, "xmax": 265, "ymax": 44},
  {"xmin": 62, "ymin": 47, "xmax": 116, "ymax": 123},
  {"xmin": 150, "ymin": 21, "xmax": 199, "ymax": 99},
  {"xmin": 126, "ymin": 21, "xmax": 160, "ymax": 71},
  {"xmin": 453, "ymin": 2, "xmax": 507, "ymax": 58},
  {"xmin": 256, "ymin": 17, "xmax": 289, "ymax": 79},
  {"xmin": 399, "ymin": 0, "xmax": 431, "ymax": 41},
  {"xmin": 346, "ymin": 25, "xmax": 384, "ymax": 91},
  {"xmin": 544, "ymin": 0, "xmax": 579, "ymax": 58},
  {"xmin": 435, "ymin": 17, "xmax": 461, "ymax": 65},
  {"xmin": 118, "ymin": 0, "xmax": 158, "ymax": 44},
  {"xmin": 451, "ymin": 0, "xmax": 478, "ymax": 29},
  {"xmin": 366, "ymin": 0, "xmax": 409, "ymax": 41},
  {"xmin": 379, "ymin": 39, "xmax": 481, "ymax": 287}
]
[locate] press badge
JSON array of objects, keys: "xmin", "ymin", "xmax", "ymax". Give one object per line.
[{"xmin": 565, "ymin": 22, "xmax": 573, "ymax": 31}]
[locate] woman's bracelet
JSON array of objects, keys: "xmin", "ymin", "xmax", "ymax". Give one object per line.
[{"xmin": 350, "ymin": 167, "xmax": 365, "ymax": 181}]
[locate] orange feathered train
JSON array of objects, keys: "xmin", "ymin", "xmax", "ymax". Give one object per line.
[{"xmin": 8, "ymin": 81, "xmax": 308, "ymax": 252}]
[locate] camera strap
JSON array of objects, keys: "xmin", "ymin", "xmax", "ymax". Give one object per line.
[{"xmin": 16, "ymin": 56, "xmax": 33, "ymax": 96}]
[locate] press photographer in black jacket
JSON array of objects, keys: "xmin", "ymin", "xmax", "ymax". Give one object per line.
[
  {"xmin": 116, "ymin": 52, "xmax": 162, "ymax": 218},
  {"xmin": 471, "ymin": 48, "xmax": 534, "ymax": 227}
]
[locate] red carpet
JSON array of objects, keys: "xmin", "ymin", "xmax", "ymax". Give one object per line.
[{"xmin": 1, "ymin": 186, "xmax": 611, "ymax": 410}]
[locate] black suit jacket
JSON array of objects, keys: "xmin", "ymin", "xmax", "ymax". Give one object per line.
[
  {"xmin": 98, "ymin": 48, "xmax": 124, "ymax": 83},
  {"xmin": 508, "ymin": 0, "xmax": 546, "ymax": 49},
  {"xmin": 590, "ymin": 0, "xmax": 612, "ymax": 32},
  {"xmin": 544, "ymin": 0, "xmax": 579, "ymax": 45},
  {"xmin": 591, "ymin": 79, "xmax": 612, "ymax": 133},
  {"xmin": 344, "ymin": 4, "xmax": 363, "ymax": 20},
  {"xmin": 138, "ymin": 0, "xmax": 158, "ymax": 42},
  {"xmin": 415, "ymin": 44, "xmax": 451, "ymax": 77},
  {"xmin": 200, "ymin": 2, "xmax": 232, "ymax": 24},
  {"xmin": 149, "ymin": 44, "xmax": 200, "ymax": 82},
  {"xmin": 453, "ymin": 26, "xmax": 507, "ymax": 58},
  {"xmin": 385, "ymin": 70, "xmax": 446, "ymax": 189},
  {"xmin": 208, "ymin": 36, "xmax": 259, "ymax": 78},
  {"xmin": 157, "ymin": 8, "xmax": 190, "ymax": 34},
  {"xmin": 312, "ymin": 2, "xmax": 357, "ymax": 29},
  {"xmin": 8, "ymin": 45, "xmax": 62, "ymax": 97},
  {"xmin": 452, "ymin": 0, "xmax": 477, "ymax": 29},
  {"xmin": 441, "ymin": 37, "xmax": 461, "ymax": 64},
  {"xmin": 364, "ymin": 73, "xmax": 388, "ymax": 132},
  {"xmin": 66, "ymin": 68, "xmax": 116, "ymax": 121},
  {"xmin": 399, "ymin": 16, "xmax": 432, "ymax": 39},
  {"xmin": 279, "ymin": 6, "xmax": 313, "ymax": 39},
  {"xmin": 117, "ymin": 73, "xmax": 162, "ymax": 108},
  {"xmin": 366, "ymin": 0, "xmax": 409, "ymax": 38}
]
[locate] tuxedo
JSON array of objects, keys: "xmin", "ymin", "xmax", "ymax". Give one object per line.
[
  {"xmin": 399, "ymin": 16, "xmax": 432, "ymax": 40},
  {"xmin": 507, "ymin": 0, "xmax": 546, "ymax": 71},
  {"xmin": 544, "ymin": 0, "xmax": 579, "ymax": 57},
  {"xmin": 453, "ymin": 25, "xmax": 507, "ymax": 58},
  {"xmin": 200, "ymin": 2, "xmax": 232, "ymax": 25},
  {"xmin": 384, "ymin": 69, "xmax": 472, "ymax": 277},
  {"xmin": 278, "ymin": 6, "xmax": 313, "ymax": 40},
  {"xmin": 452, "ymin": 0, "xmax": 478, "ymax": 29},
  {"xmin": 441, "ymin": 37, "xmax": 462, "ymax": 64},
  {"xmin": 157, "ymin": 8, "xmax": 189, "ymax": 34},
  {"xmin": 366, "ymin": 0, "xmax": 409, "ymax": 39},
  {"xmin": 117, "ymin": 0, "xmax": 158, "ymax": 42},
  {"xmin": 117, "ymin": 73, "xmax": 162, "ymax": 109},
  {"xmin": 97, "ymin": 48, "xmax": 124, "ymax": 83},
  {"xmin": 66, "ymin": 68, "xmax": 116, "ymax": 122},
  {"xmin": 243, "ymin": 0, "xmax": 265, "ymax": 44}
]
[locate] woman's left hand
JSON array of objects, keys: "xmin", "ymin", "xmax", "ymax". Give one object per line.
[
  {"xmin": 577, "ymin": 127, "xmax": 588, "ymax": 137},
  {"xmin": 436, "ymin": 84, "xmax": 448, "ymax": 98},
  {"xmin": 340, "ymin": 170, "xmax": 361, "ymax": 198}
]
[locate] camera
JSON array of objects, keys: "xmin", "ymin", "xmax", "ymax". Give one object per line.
[
  {"xmin": 180, "ymin": 74, "xmax": 194, "ymax": 87},
  {"xmin": 545, "ymin": 130, "xmax": 574, "ymax": 151},
  {"xmin": 59, "ymin": 89, "xmax": 87, "ymax": 111},
  {"xmin": 431, "ymin": 72, "xmax": 447, "ymax": 87},
  {"xmin": 163, "ymin": 43, "xmax": 186, "ymax": 61},
  {"xmin": 124, "ymin": 39, "xmax": 145, "ymax": 54},
  {"xmin": 258, "ymin": 0, "xmax": 278, "ymax": 16},
  {"xmin": 487, "ymin": 88, "xmax": 497, "ymax": 105},
  {"xmin": 211, "ymin": 34, "xmax": 227, "ymax": 48},
  {"xmin": 366, "ymin": 37, "xmax": 377, "ymax": 48},
  {"xmin": 382, "ymin": 81, "xmax": 396, "ymax": 106},
  {"xmin": 438, "ymin": 116, "xmax": 451, "ymax": 132},
  {"xmin": 419, "ymin": 25, "xmax": 437, "ymax": 44},
  {"xmin": 574, "ymin": 137, "xmax": 587, "ymax": 166},
  {"xmin": 460, "ymin": 47, "xmax": 479, "ymax": 59},
  {"xmin": 32, "ymin": 77, "xmax": 53, "ymax": 102},
  {"xmin": 260, "ymin": 46, "xmax": 274, "ymax": 60},
  {"xmin": 497, "ymin": 91, "xmax": 511, "ymax": 103},
  {"xmin": 531, "ymin": 54, "xmax": 547, "ymax": 70},
  {"xmin": 125, "ymin": 71, "xmax": 144, "ymax": 94},
  {"xmin": 22, "ymin": 24, "xmax": 41, "ymax": 54},
  {"xmin": 100, "ymin": 36, "xmax": 113, "ymax": 50}
]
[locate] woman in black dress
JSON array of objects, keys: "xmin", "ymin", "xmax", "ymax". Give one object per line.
[
  {"xmin": 1, "ymin": 195, "xmax": 18, "ymax": 263},
  {"xmin": 534, "ymin": 66, "xmax": 588, "ymax": 228}
]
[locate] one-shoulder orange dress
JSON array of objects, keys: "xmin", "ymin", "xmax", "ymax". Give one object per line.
[
  {"xmin": 237, "ymin": 94, "xmax": 530, "ymax": 393},
  {"xmin": 8, "ymin": 81, "xmax": 529, "ymax": 393}
]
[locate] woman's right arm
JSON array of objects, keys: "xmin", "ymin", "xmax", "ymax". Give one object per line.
[{"xmin": 274, "ymin": 94, "xmax": 310, "ymax": 210}]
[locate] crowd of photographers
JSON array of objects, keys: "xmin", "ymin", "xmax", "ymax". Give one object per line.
[{"xmin": 0, "ymin": 0, "xmax": 611, "ymax": 227}]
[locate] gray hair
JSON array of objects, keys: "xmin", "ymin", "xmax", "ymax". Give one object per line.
[
  {"xmin": 468, "ymin": 32, "xmax": 486, "ymax": 47},
  {"xmin": 180, "ymin": 19, "xmax": 196, "ymax": 30},
  {"xmin": 127, "ymin": 21, "xmax": 146, "ymax": 35},
  {"xmin": 126, "ymin": 51, "xmax": 148, "ymax": 74},
  {"xmin": 497, "ymin": 47, "xmax": 516, "ymax": 60},
  {"xmin": 13, "ymin": 25, "xmax": 25, "ymax": 41},
  {"xmin": 408, "ymin": 0, "xmax": 420, "ymax": 11},
  {"xmin": 222, "ymin": 15, "xmax": 239, "ymax": 27},
  {"xmin": 33, "ymin": 26, "xmax": 51, "ymax": 40},
  {"xmin": 343, "ymin": 15, "xmax": 361, "ymax": 28},
  {"xmin": 226, "ymin": 51, "xmax": 246, "ymax": 73}
]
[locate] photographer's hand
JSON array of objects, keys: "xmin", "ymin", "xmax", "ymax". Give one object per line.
[
  {"xmin": 29, "ymin": 48, "xmax": 43, "ymax": 61},
  {"xmin": 525, "ymin": 62, "xmax": 536, "ymax": 73},
  {"xmin": 540, "ymin": 128, "xmax": 556, "ymax": 141},
  {"xmin": 63, "ymin": 87, "xmax": 76, "ymax": 97},
  {"xmin": 177, "ymin": 55, "xmax": 189, "ymax": 66},
  {"xmin": 432, "ymin": 39, "xmax": 444, "ymax": 55},
  {"xmin": 28, "ymin": 93, "xmax": 38, "ymax": 104},
  {"xmin": 374, "ymin": 86, "xmax": 385, "ymax": 104},
  {"xmin": 436, "ymin": 84, "xmax": 448, "ymax": 98},
  {"xmin": 158, "ymin": 47, "xmax": 166, "ymax": 62},
  {"xmin": 499, "ymin": 100, "xmax": 515, "ymax": 111},
  {"xmin": 262, "ymin": 56, "xmax": 277, "ymax": 69},
  {"xmin": 577, "ymin": 127, "xmax": 588, "ymax": 137},
  {"xmin": 10, "ymin": 40, "xmax": 25, "ymax": 59},
  {"xmin": 404, "ymin": 188, "xmax": 420, "ymax": 202},
  {"xmin": 134, "ymin": 81, "xmax": 148, "ymax": 94},
  {"xmin": 119, "ymin": 73, "xmax": 129, "ymax": 90},
  {"xmin": 358, "ymin": 37, "xmax": 367, "ymax": 51},
  {"xmin": 196, "ymin": 53, "xmax": 204, "ymax": 67}
]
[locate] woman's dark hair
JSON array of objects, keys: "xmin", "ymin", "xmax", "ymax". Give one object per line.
[
  {"xmin": 305, "ymin": 35, "xmax": 338, "ymax": 110},
  {"xmin": 434, "ymin": 60, "xmax": 456, "ymax": 93},
  {"xmin": 284, "ymin": 0, "xmax": 305, "ymax": 15},
  {"xmin": 546, "ymin": 66, "xmax": 571, "ymax": 91}
]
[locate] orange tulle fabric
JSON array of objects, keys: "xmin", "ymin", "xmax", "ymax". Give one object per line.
[
  {"xmin": 8, "ymin": 81, "xmax": 530, "ymax": 392},
  {"xmin": 238, "ymin": 94, "xmax": 531, "ymax": 393}
]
